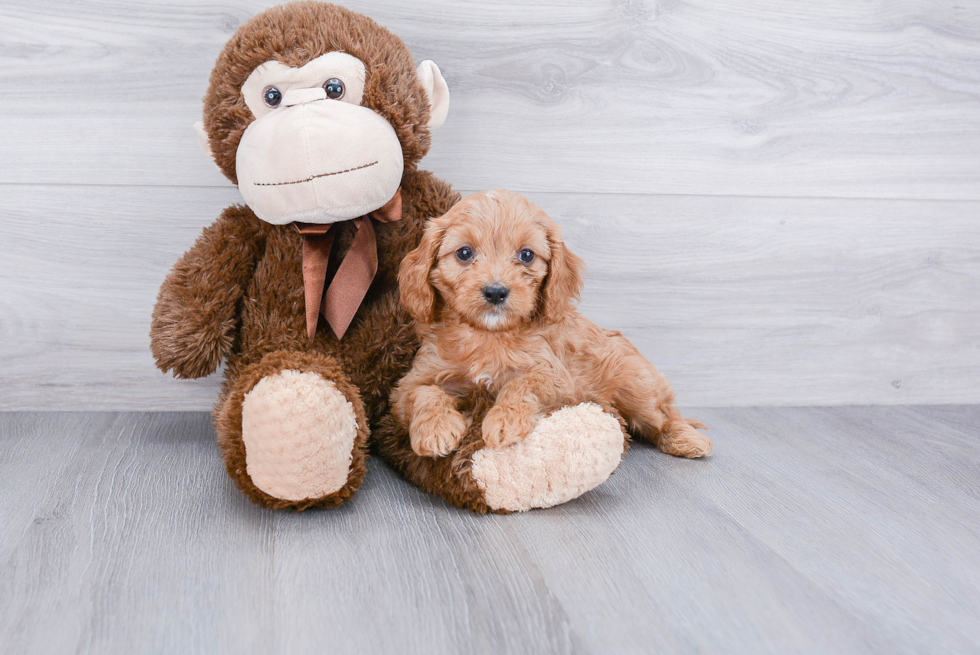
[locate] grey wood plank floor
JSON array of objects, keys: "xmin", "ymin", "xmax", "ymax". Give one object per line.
[{"xmin": 1, "ymin": 407, "xmax": 977, "ymax": 655}]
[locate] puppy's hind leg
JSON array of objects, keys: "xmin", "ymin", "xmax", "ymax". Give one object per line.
[
  {"xmin": 656, "ymin": 408, "xmax": 712, "ymax": 458},
  {"xmin": 613, "ymin": 356, "xmax": 712, "ymax": 459}
]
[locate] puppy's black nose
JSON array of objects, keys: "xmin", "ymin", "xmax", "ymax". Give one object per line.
[{"xmin": 482, "ymin": 283, "xmax": 509, "ymax": 305}]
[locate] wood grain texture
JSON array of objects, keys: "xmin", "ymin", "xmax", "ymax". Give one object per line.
[
  {"xmin": 678, "ymin": 406, "xmax": 980, "ymax": 655},
  {"xmin": 1, "ymin": 185, "xmax": 977, "ymax": 410},
  {"xmin": 1, "ymin": 0, "xmax": 978, "ymax": 407},
  {"xmin": 1, "ymin": 407, "xmax": 978, "ymax": 654},
  {"xmin": 0, "ymin": 0, "xmax": 978, "ymax": 198}
]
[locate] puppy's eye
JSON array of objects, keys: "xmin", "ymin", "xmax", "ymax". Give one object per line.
[
  {"xmin": 323, "ymin": 78, "xmax": 345, "ymax": 100},
  {"xmin": 518, "ymin": 249, "xmax": 535, "ymax": 264},
  {"xmin": 263, "ymin": 85, "xmax": 283, "ymax": 108},
  {"xmin": 456, "ymin": 246, "xmax": 474, "ymax": 262}
]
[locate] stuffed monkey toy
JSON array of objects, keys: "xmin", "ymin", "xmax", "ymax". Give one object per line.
[{"xmin": 151, "ymin": 1, "xmax": 626, "ymax": 512}]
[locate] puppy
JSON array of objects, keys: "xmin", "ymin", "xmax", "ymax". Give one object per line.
[{"xmin": 392, "ymin": 190, "xmax": 711, "ymax": 459}]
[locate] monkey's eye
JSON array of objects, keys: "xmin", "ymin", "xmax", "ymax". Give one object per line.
[
  {"xmin": 263, "ymin": 86, "xmax": 282, "ymax": 108},
  {"xmin": 323, "ymin": 78, "xmax": 345, "ymax": 100},
  {"xmin": 456, "ymin": 246, "xmax": 474, "ymax": 262},
  {"xmin": 519, "ymin": 249, "xmax": 535, "ymax": 264}
]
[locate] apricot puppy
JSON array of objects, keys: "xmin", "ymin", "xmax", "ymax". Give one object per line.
[{"xmin": 392, "ymin": 190, "xmax": 711, "ymax": 459}]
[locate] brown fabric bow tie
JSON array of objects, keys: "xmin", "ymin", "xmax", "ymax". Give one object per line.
[{"xmin": 295, "ymin": 189, "xmax": 403, "ymax": 341}]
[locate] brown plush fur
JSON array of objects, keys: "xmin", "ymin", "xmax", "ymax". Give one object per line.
[
  {"xmin": 375, "ymin": 385, "xmax": 633, "ymax": 514},
  {"xmin": 376, "ymin": 387, "xmax": 499, "ymax": 514},
  {"xmin": 216, "ymin": 350, "xmax": 370, "ymax": 510},
  {"xmin": 202, "ymin": 1, "xmax": 434, "ymax": 184},
  {"xmin": 151, "ymin": 2, "xmax": 464, "ymax": 509},
  {"xmin": 391, "ymin": 190, "xmax": 712, "ymax": 460}
]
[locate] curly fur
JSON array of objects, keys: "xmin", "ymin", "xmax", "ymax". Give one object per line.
[
  {"xmin": 391, "ymin": 190, "xmax": 712, "ymax": 460},
  {"xmin": 376, "ymin": 387, "xmax": 504, "ymax": 514},
  {"xmin": 151, "ymin": 3, "xmax": 661, "ymax": 513}
]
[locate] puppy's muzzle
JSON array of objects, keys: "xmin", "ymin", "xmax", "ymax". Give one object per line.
[{"xmin": 482, "ymin": 283, "xmax": 509, "ymax": 306}]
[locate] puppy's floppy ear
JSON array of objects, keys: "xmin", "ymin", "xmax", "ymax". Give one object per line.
[
  {"xmin": 539, "ymin": 213, "xmax": 585, "ymax": 323},
  {"xmin": 399, "ymin": 214, "xmax": 448, "ymax": 323}
]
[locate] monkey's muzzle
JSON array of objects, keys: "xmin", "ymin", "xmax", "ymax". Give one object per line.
[{"xmin": 236, "ymin": 95, "xmax": 404, "ymax": 226}]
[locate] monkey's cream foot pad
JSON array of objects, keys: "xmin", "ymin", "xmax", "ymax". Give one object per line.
[
  {"xmin": 241, "ymin": 370, "xmax": 358, "ymax": 501},
  {"xmin": 470, "ymin": 403, "xmax": 625, "ymax": 512}
]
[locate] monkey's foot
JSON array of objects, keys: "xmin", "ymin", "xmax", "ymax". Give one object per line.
[
  {"xmin": 469, "ymin": 403, "xmax": 626, "ymax": 512},
  {"xmin": 241, "ymin": 370, "xmax": 360, "ymax": 501}
]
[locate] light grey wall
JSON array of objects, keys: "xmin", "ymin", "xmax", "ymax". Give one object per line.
[{"xmin": 1, "ymin": 0, "xmax": 978, "ymax": 410}]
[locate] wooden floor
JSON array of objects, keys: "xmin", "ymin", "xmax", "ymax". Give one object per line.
[{"xmin": 0, "ymin": 407, "xmax": 977, "ymax": 654}]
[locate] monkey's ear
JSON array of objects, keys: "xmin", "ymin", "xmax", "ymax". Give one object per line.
[
  {"xmin": 193, "ymin": 121, "xmax": 215, "ymax": 161},
  {"xmin": 416, "ymin": 60, "xmax": 450, "ymax": 130}
]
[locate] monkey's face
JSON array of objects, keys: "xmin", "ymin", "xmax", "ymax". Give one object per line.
[
  {"xmin": 234, "ymin": 52, "xmax": 404, "ymax": 225},
  {"xmin": 201, "ymin": 4, "xmax": 450, "ymax": 225}
]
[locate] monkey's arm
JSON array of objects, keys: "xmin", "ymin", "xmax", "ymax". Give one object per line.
[{"xmin": 150, "ymin": 206, "xmax": 265, "ymax": 379}]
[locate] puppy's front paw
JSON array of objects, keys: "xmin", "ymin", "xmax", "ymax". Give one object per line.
[
  {"xmin": 410, "ymin": 407, "xmax": 468, "ymax": 458},
  {"xmin": 482, "ymin": 402, "xmax": 538, "ymax": 449}
]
